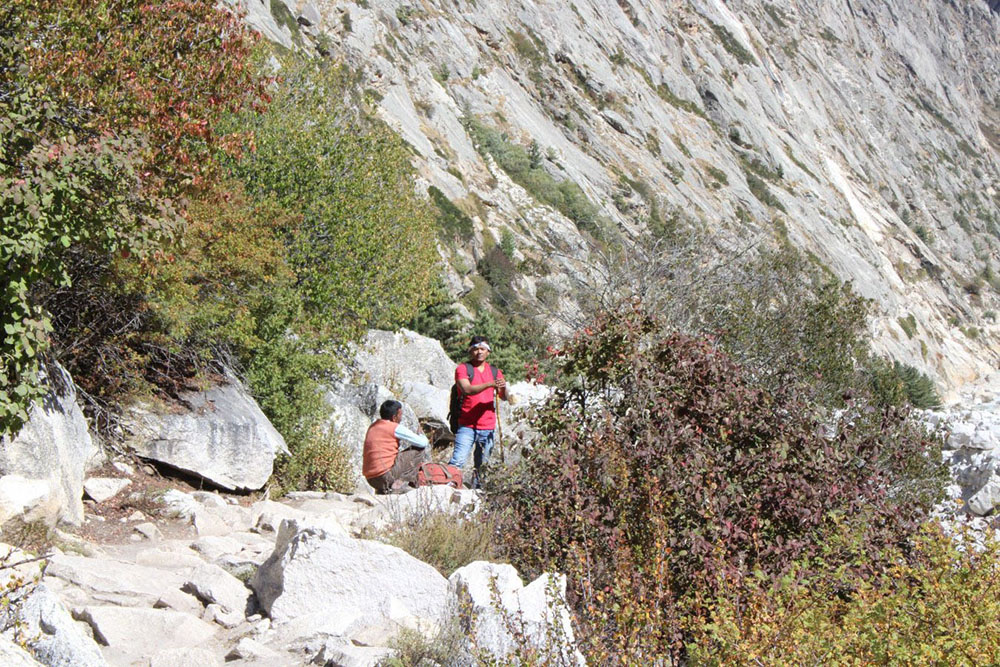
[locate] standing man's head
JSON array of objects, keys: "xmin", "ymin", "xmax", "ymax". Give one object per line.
[
  {"xmin": 379, "ymin": 399, "xmax": 403, "ymax": 422},
  {"xmin": 467, "ymin": 335, "xmax": 491, "ymax": 364}
]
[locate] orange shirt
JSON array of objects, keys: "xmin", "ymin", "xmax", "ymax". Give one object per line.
[
  {"xmin": 456, "ymin": 362, "xmax": 504, "ymax": 430},
  {"xmin": 363, "ymin": 420, "xmax": 399, "ymax": 479}
]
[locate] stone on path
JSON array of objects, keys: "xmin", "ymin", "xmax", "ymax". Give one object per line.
[
  {"xmin": 74, "ymin": 606, "xmax": 217, "ymax": 659},
  {"xmin": 182, "ymin": 563, "xmax": 252, "ymax": 616},
  {"xmin": 83, "ymin": 478, "xmax": 132, "ymax": 503},
  {"xmin": 252, "ymin": 518, "xmax": 448, "ymax": 625},
  {"xmin": 47, "ymin": 554, "xmax": 193, "ymax": 607},
  {"xmin": 147, "ymin": 647, "xmax": 221, "ymax": 667}
]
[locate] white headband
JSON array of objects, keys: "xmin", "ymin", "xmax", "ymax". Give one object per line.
[{"xmin": 469, "ymin": 342, "xmax": 491, "ymax": 352}]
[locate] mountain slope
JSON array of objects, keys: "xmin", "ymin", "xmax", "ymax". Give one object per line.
[{"xmin": 239, "ymin": 0, "xmax": 1000, "ymax": 396}]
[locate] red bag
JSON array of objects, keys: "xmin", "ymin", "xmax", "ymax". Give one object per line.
[{"xmin": 418, "ymin": 463, "xmax": 463, "ymax": 488}]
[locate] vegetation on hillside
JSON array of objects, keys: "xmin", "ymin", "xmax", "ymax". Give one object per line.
[
  {"xmin": 488, "ymin": 303, "xmax": 952, "ymax": 662},
  {"xmin": 5, "ymin": 2, "xmax": 991, "ymax": 661},
  {"xmin": 1, "ymin": 0, "xmax": 266, "ymax": 434},
  {"xmin": 2, "ymin": 1, "xmax": 439, "ymax": 492}
]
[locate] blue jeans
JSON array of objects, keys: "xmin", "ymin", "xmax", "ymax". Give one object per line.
[{"xmin": 449, "ymin": 427, "xmax": 495, "ymax": 477}]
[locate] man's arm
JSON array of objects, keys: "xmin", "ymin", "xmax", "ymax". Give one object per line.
[
  {"xmin": 394, "ymin": 423, "xmax": 429, "ymax": 450},
  {"xmin": 495, "ymin": 370, "xmax": 507, "ymax": 401},
  {"xmin": 457, "ymin": 365, "xmax": 494, "ymax": 395}
]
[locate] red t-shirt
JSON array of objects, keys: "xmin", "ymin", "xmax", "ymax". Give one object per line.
[{"xmin": 456, "ymin": 363, "xmax": 504, "ymax": 429}]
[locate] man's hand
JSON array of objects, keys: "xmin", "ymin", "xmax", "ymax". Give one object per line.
[{"xmin": 494, "ymin": 376, "xmax": 506, "ymax": 389}]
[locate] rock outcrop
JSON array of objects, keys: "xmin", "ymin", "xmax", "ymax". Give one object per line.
[
  {"xmin": 450, "ymin": 561, "xmax": 582, "ymax": 664},
  {"xmin": 252, "ymin": 517, "xmax": 449, "ymax": 626},
  {"xmin": 0, "ymin": 363, "xmax": 98, "ymax": 525},
  {"xmin": 1, "ymin": 484, "xmax": 499, "ymax": 664},
  {"xmin": 124, "ymin": 377, "xmax": 289, "ymax": 491},
  {"xmin": 933, "ymin": 383, "xmax": 1000, "ymax": 515}
]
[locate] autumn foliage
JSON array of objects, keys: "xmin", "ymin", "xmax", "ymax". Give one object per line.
[
  {"xmin": 19, "ymin": 0, "xmax": 268, "ymax": 190},
  {"xmin": 489, "ymin": 303, "xmax": 947, "ymax": 662},
  {"xmin": 3, "ymin": 0, "xmax": 438, "ymax": 497}
]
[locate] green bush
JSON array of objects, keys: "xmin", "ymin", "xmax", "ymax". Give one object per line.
[
  {"xmin": 745, "ymin": 172, "xmax": 786, "ymax": 211},
  {"xmin": 705, "ymin": 165, "xmax": 729, "ymax": 185},
  {"xmin": 463, "ymin": 116, "xmax": 601, "ymax": 235},
  {"xmin": 688, "ymin": 524, "xmax": 1000, "ymax": 665},
  {"xmin": 898, "ymin": 313, "xmax": 918, "ymax": 338},
  {"xmin": 229, "ymin": 56, "xmax": 438, "ymax": 340},
  {"xmin": 271, "ymin": 427, "xmax": 354, "ymax": 495},
  {"xmin": 478, "ymin": 246, "xmax": 519, "ymax": 305},
  {"xmin": 405, "ymin": 280, "xmax": 470, "ymax": 359},
  {"xmin": 429, "ymin": 185, "xmax": 475, "ymax": 240},
  {"xmin": 488, "ymin": 305, "xmax": 946, "ymax": 662},
  {"xmin": 866, "ymin": 358, "xmax": 941, "ymax": 409},
  {"xmin": 705, "ymin": 248, "xmax": 872, "ymax": 406},
  {"xmin": 709, "ymin": 22, "xmax": 757, "ymax": 65}
]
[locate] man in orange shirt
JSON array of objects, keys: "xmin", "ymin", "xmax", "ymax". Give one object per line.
[
  {"xmin": 448, "ymin": 336, "xmax": 507, "ymax": 488},
  {"xmin": 363, "ymin": 400, "xmax": 429, "ymax": 494}
]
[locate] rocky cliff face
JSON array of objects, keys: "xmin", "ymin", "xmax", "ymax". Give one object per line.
[{"xmin": 236, "ymin": 0, "xmax": 999, "ymax": 397}]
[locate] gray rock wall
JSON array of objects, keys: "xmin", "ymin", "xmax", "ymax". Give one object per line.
[{"xmin": 249, "ymin": 0, "xmax": 999, "ymax": 397}]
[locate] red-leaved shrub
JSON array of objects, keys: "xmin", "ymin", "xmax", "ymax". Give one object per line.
[{"xmin": 488, "ymin": 303, "xmax": 947, "ymax": 662}]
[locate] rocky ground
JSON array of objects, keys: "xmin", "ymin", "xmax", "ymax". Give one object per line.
[{"xmin": 1, "ymin": 468, "xmax": 575, "ymax": 667}]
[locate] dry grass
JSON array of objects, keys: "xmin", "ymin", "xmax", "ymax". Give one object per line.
[{"xmin": 372, "ymin": 510, "xmax": 500, "ymax": 577}]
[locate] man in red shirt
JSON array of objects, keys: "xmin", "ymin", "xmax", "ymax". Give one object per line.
[
  {"xmin": 448, "ymin": 336, "xmax": 507, "ymax": 488},
  {"xmin": 363, "ymin": 400, "xmax": 429, "ymax": 494}
]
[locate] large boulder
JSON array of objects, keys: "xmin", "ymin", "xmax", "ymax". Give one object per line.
[
  {"xmin": 73, "ymin": 606, "xmax": 217, "ymax": 664},
  {"xmin": 252, "ymin": 518, "xmax": 448, "ymax": 626},
  {"xmin": 350, "ymin": 329, "xmax": 456, "ymax": 390},
  {"xmin": 124, "ymin": 377, "xmax": 288, "ymax": 491},
  {"xmin": 0, "ymin": 363, "xmax": 98, "ymax": 525},
  {"xmin": 448, "ymin": 562, "xmax": 583, "ymax": 665}
]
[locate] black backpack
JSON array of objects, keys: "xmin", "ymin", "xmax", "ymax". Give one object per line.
[{"xmin": 448, "ymin": 362, "xmax": 498, "ymax": 433}]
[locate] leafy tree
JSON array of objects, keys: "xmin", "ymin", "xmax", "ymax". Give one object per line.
[
  {"xmin": 227, "ymin": 56, "xmax": 439, "ymax": 343},
  {"xmin": 18, "ymin": 0, "xmax": 267, "ymax": 191},
  {"xmin": 1, "ymin": 0, "xmax": 264, "ymax": 435}
]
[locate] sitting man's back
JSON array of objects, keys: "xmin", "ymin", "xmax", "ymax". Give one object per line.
[{"xmin": 363, "ymin": 399, "xmax": 429, "ymax": 494}]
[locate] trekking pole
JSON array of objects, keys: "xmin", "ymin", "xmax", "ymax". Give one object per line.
[{"xmin": 495, "ymin": 385, "xmax": 505, "ymax": 465}]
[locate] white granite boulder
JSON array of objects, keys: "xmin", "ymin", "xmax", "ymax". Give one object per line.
[
  {"xmin": 124, "ymin": 378, "xmax": 288, "ymax": 491},
  {"xmin": 251, "ymin": 518, "xmax": 448, "ymax": 625},
  {"xmin": 351, "ymin": 329, "xmax": 456, "ymax": 390},
  {"xmin": 83, "ymin": 477, "xmax": 131, "ymax": 503},
  {"xmin": 448, "ymin": 562, "xmax": 583, "ymax": 665},
  {"xmin": 11, "ymin": 584, "xmax": 107, "ymax": 667},
  {"xmin": 0, "ymin": 476, "xmax": 59, "ymax": 527},
  {"xmin": 0, "ymin": 363, "xmax": 98, "ymax": 525}
]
